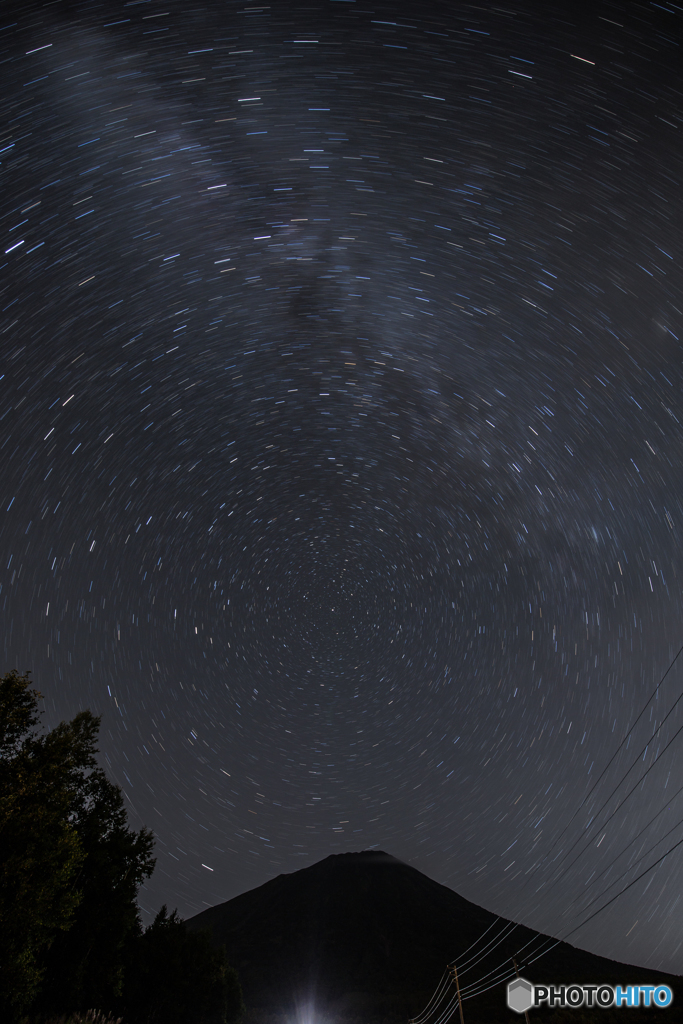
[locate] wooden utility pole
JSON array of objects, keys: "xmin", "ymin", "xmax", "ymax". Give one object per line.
[
  {"xmin": 513, "ymin": 959, "xmax": 530, "ymax": 1024},
  {"xmin": 451, "ymin": 964, "xmax": 465, "ymax": 1024}
]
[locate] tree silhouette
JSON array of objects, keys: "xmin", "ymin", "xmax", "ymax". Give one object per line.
[
  {"xmin": 35, "ymin": 746, "xmax": 156, "ymax": 1015},
  {"xmin": 120, "ymin": 905, "xmax": 245, "ymax": 1024},
  {"xmin": 0, "ymin": 670, "xmax": 243, "ymax": 1023},
  {"xmin": 0, "ymin": 670, "xmax": 154, "ymax": 1021},
  {"xmin": 0, "ymin": 671, "xmax": 87, "ymax": 1021}
]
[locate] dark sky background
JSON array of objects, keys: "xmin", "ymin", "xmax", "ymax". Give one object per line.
[{"xmin": 1, "ymin": 0, "xmax": 683, "ymax": 975}]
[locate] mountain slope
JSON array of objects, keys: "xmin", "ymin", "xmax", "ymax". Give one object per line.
[{"xmin": 186, "ymin": 851, "xmax": 682, "ymax": 1021}]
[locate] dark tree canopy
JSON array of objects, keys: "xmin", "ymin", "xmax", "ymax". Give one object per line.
[
  {"xmin": 120, "ymin": 906, "xmax": 245, "ymax": 1024},
  {"xmin": 34, "ymin": 738, "xmax": 157, "ymax": 1015},
  {"xmin": 0, "ymin": 671, "xmax": 243, "ymax": 1024},
  {"xmin": 0, "ymin": 671, "xmax": 88, "ymax": 1019},
  {"xmin": 0, "ymin": 671, "xmax": 154, "ymax": 1021}
]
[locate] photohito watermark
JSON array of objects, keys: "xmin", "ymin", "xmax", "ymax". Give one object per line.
[{"xmin": 507, "ymin": 978, "xmax": 673, "ymax": 1013}]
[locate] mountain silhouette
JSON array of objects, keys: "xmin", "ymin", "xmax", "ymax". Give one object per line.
[{"xmin": 186, "ymin": 851, "xmax": 682, "ymax": 1021}]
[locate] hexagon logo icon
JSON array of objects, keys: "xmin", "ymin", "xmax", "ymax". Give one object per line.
[{"xmin": 507, "ymin": 977, "xmax": 534, "ymax": 1014}]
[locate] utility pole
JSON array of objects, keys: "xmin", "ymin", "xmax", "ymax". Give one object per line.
[
  {"xmin": 450, "ymin": 964, "xmax": 465, "ymax": 1024},
  {"xmin": 513, "ymin": 959, "xmax": 530, "ymax": 1024}
]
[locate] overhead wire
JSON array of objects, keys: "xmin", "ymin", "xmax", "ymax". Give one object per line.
[
  {"xmin": 424, "ymin": 936, "xmax": 559, "ymax": 1016},
  {"xmin": 420, "ymin": 786, "xmax": 683, "ymax": 1022},
  {"xmin": 417, "ymin": 928, "xmax": 559, "ymax": 1019},
  {"xmin": 561, "ymin": 776, "xmax": 683, "ymax": 908},
  {"xmin": 458, "ymin": 933, "xmax": 557, "ymax": 999},
  {"xmin": 533, "ymin": 639, "xmax": 683, "ymax": 874},
  {"xmin": 412, "ymin": 921, "xmax": 523, "ymax": 1023},
  {"xmin": 410, "ymin": 642, "xmax": 683, "ymax": 1024},
  {"xmin": 457, "ymin": 776, "xmax": 683, "ymax": 1010},
  {"xmin": 461, "ymin": 822, "xmax": 683, "ymax": 1006},
  {"xmin": 411, "ymin": 922, "xmax": 517, "ymax": 1024},
  {"xmin": 422, "ymin": 818, "xmax": 683, "ymax": 1022},
  {"xmin": 409, "ymin": 971, "xmax": 450, "ymax": 1024},
  {"xmin": 413, "ymin": 797, "xmax": 683, "ymax": 1021},
  {"xmin": 538, "ymin": 699, "xmax": 683, "ymax": 895},
  {"xmin": 560, "ymin": 829, "xmax": 683, "ymax": 945},
  {"xmin": 428, "ymin": 990, "xmax": 460, "ymax": 1024},
  {"xmin": 560, "ymin": 801, "xmax": 683, "ymax": 922},
  {"xmin": 447, "ymin": 917, "xmax": 509, "ymax": 972},
  {"xmin": 410, "ymin": 918, "xmax": 505, "ymax": 1023},
  {"xmin": 458, "ymin": 939, "xmax": 563, "ymax": 1004},
  {"xmin": 458, "ymin": 825, "xmax": 683, "ymax": 1014},
  {"xmin": 449, "ymin": 794, "xmax": 683, "ymax": 1009},
  {"xmin": 451, "ymin": 921, "xmax": 518, "ymax": 976}
]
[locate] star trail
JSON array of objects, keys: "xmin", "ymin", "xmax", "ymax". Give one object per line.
[{"xmin": 1, "ymin": 0, "xmax": 683, "ymax": 973}]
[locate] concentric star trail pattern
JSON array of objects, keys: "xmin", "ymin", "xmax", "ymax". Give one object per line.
[{"xmin": 1, "ymin": 0, "xmax": 683, "ymax": 972}]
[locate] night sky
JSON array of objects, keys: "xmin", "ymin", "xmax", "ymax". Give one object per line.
[{"xmin": 2, "ymin": 0, "xmax": 683, "ymax": 974}]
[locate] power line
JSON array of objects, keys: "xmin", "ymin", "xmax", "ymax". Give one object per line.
[
  {"xmin": 428, "ymin": 989, "xmax": 460, "ymax": 1024},
  {"xmin": 458, "ymin": 934, "xmax": 556, "ymax": 999},
  {"xmin": 411, "ymin": 921, "xmax": 514, "ymax": 1024},
  {"xmin": 448, "ymin": 918, "xmax": 509, "ymax": 972},
  {"xmin": 410, "ymin": 642, "xmax": 683, "ymax": 1024},
  {"xmin": 411, "ymin": 926, "xmax": 532, "ymax": 1024},
  {"xmin": 415, "ymin": 825, "xmax": 683, "ymax": 1023},
  {"xmin": 540, "ymin": 704, "xmax": 683, "ymax": 893},
  {"xmin": 410, "ymin": 919, "xmax": 506, "ymax": 1023},
  {"xmin": 535, "ymin": 639, "xmax": 683, "ymax": 874},
  {"xmin": 559, "ymin": 792, "xmax": 683, "ymax": 921},
  {"xmin": 414, "ymin": 780, "xmax": 683, "ymax": 1021},
  {"xmin": 461, "ymin": 814, "xmax": 683, "ymax": 1006},
  {"xmin": 410, "ymin": 971, "xmax": 450, "ymax": 1024},
  {"xmin": 561, "ymin": 830, "xmax": 683, "ymax": 945},
  {"xmin": 454, "ymin": 921, "xmax": 518, "ymax": 977},
  {"xmin": 456, "ymin": 940, "xmax": 562, "ymax": 1006},
  {"xmin": 574, "ymin": 817, "xmax": 683, "ymax": 921}
]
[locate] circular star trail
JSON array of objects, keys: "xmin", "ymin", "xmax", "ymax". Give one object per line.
[{"xmin": 1, "ymin": 0, "xmax": 683, "ymax": 972}]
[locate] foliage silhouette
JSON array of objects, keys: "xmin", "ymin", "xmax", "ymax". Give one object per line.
[
  {"xmin": 1, "ymin": 670, "xmax": 243, "ymax": 1024},
  {"xmin": 0, "ymin": 671, "xmax": 88, "ymax": 1021},
  {"xmin": 119, "ymin": 904, "xmax": 245, "ymax": 1024},
  {"xmin": 34, "ymin": 745, "xmax": 156, "ymax": 1015}
]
